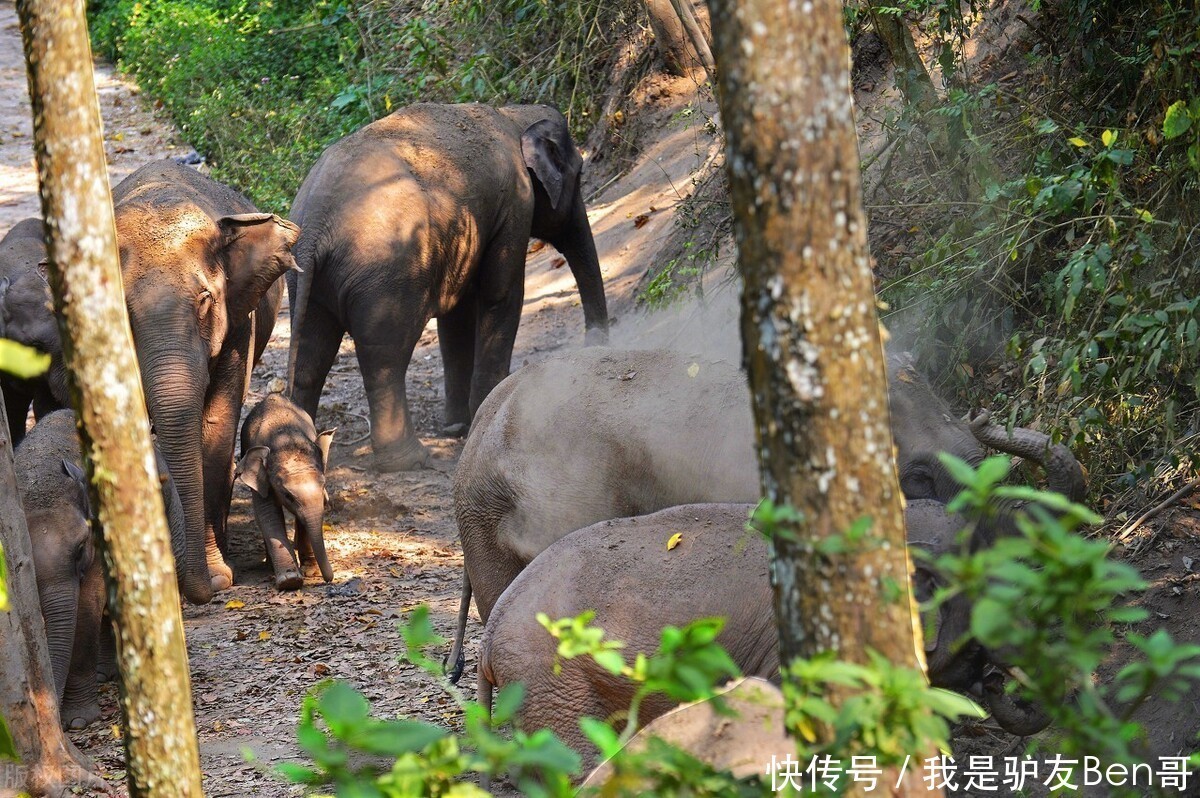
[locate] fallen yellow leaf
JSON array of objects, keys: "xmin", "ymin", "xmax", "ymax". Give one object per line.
[
  {"xmin": 667, "ymin": 533, "xmax": 683, "ymax": 551},
  {"xmin": 687, "ymin": 362, "xmax": 700, "ymax": 378},
  {"xmin": 110, "ymin": 724, "xmax": 121, "ymax": 739},
  {"xmin": 225, "ymin": 599, "xmax": 245, "ymax": 610},
  {"xmin": 258, "ymin": 630, "xmax": 271, "ymax": 641}
]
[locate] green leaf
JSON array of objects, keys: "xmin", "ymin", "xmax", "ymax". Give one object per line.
[
  {"xmin": 348, "ymin": 720, "xmax": 445, "ymax": 756},
  {"xmin": 490, "ymin": 683, "xmax": 525, "ymax": 725},
  {"xmin": 0, "ymin": 339, "xmax": 50, "ymax": 379},
  {"xmin": 0, "ymin": 713, "xmax": 17, "ymax": 762},
  {"xmin": 578, "ymin": 716, "xmax": 621, "ymax": 759},
  {"xmin": 273, "ymin": 762, "xmax": 321, "ymax": 784},
  {"xmin": 317, "ymin": 681, "xmax": 370, "ymax": 737},
  {"xmin": 1163, "ymin": 100, "xmax": 1193, "ymax": 140}
]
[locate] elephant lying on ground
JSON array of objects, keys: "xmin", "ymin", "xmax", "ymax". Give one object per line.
[
  {"xmin": 287, "ymin": 102, "xmax": 609, "ymax": 473},
  {"xmin": 11, "ymin": 410, "xmax": 186, "ymax": 729},
  {"xmin": 478, "ymin": 502, "xmax": 1051, "ymax": 764},
  {"xmin": 237, "ymin": 393, "xmax": 336, "ymax": 590},
  {"xmin": 0, "ymin": 218, "xmax": 69, "ymax": 445},
  {"xmin": 112, "ymin": 160, "xmax": 299, "ymax": 604},
  {"xmin": 448, "ymin": 348, "xmax": 1085, "ymax": 680}
]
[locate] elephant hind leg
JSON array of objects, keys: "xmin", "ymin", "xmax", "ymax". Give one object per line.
[
  {"xmin": 289, "ymin": 298, "xmax": 344, "ymax": 422},
  {"xmin": 437, "ymin": 292, "xmax": 477, "ymax": 436},
  {"xmin": 354, "ymin": 332, "xmax": 428, "ymax": 472}
]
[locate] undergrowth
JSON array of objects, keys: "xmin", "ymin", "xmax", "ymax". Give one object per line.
[
  {"xmin": 873, "ymin": 0, "xmax": 1200, "ymax": 512},
  {"xmin": 87, "ymin": 0, "xmax": 640, "ymax": 212}
]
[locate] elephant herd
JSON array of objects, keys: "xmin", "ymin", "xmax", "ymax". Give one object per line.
[{"xmin": 0, "ymin": 99, "xmax": 1085, "ymax": 766}]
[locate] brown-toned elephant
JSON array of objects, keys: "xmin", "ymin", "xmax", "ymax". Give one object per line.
[
  {"xmin": 112, "ymin": 161, "xmax": 299, "ymax": 604},
  {"xmin": 286, "ymin": 103, "xmax": 609, "ymax": 473}
]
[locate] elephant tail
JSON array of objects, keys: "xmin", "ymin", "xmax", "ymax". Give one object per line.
[
  {"xmin": 285, "ymin": 228, "xmax": 320, "ymax": 399},
  {"xmin": 444, "ymin": 573, "xmax": 472, "ymax": 684}
]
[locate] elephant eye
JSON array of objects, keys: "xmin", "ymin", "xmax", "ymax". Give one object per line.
[
  {"xmin": 901, "ymin": 468, "xmax": 937, "ymax": 500},
  {"xmin": 73, "ymin": 540, "xmax": 91, "ymax": 581}
]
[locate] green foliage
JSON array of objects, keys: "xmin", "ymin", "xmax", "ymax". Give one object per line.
[
  {"xmin": 87, "ymin": 0, "xmax": 638, "ymax": 212},
  {"xmin": 0, "ymin": 339, "xmax": 50, "ymax": 380},
  {"xmin": 0, "ymin": 539, "xmax": 8, "ymax": 613},
  {"xmin": 0, "ymin": 713, "xmax": 15, "ymax": 763},
  {"xmin": 931, "ymin": 455, "xmax": 1200, "ymax": 768}
]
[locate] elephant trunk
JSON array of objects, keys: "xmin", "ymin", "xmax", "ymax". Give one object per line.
[
  {"xmin": 141, "ymin": 349, "xmax": 212, "ymax": 605},
  {"xmin": 979, "ymin": 667, "xmax": 1053, "ymax": 736},
  {"xmin": 553, "ymin": 194, "xmax": 609, "ymax": 345},
  {"xmin": 968, "ymin": 411, "xmax": 1087, "ymax": 504},
  {"xmin": 301, "ymin": 507, "xmax": 334, "ymax": 583},
  {"xmin": 39, "ymin": 576, "xmax": 79, "ymax": 700}
]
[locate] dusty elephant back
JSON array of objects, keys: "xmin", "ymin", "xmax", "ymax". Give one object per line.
[
  {"xmin": 479, "ymin": 503, "xmax": 776, "ymax": 756},
  {"xmin": 14, "ymin": 410, "xmax": 84, "ymax": 508},
  {"xmin": 454, "ymin": 348, "xmax": 759, "ymax": 620}
]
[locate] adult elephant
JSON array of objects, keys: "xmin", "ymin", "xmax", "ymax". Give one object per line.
[
  {"xmin": 112, "ymin": 161, "xmax": 299, "ymax": 604},
  {"xmin": 286, "ymin": 103, "xmax": 609, "ymax": 472},
  {"xmin": 0, "ymin": 218, "xmax": 69, "ymax": 445},
  {"xmin": 447, "ymin": 347, "xmax": 1087, "ymax": 681}
]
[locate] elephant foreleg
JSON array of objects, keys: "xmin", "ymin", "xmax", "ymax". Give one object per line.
[
  {"xmin": 437, "ymin": 292, "xmax": 477, "ymax": 437},
  {"xmin": 61, "ymin": 555, "xmax": 103, "ymax": 730},
  {"xmin": 252, "ymin": 492, "xmax": 302, "ymax": 591}
]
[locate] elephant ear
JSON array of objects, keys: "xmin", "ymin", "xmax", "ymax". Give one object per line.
[
  {"xmin": 218, "ymin": 213, "xmax": 301, "ymax": 321},
  {"xmin": 61, "ymin": 459, "xmax": 91, "ymax": 516},
  {"xmin": 235, "ymin": 445, "xmax": 272, "ymax": 497},
  {"xmin": 316, "ymin": 428, "xmax": 336, "ymax": 471},
  {"xmin": 521, "ymin": 118, "xmax": 576, "ymax": 212}
]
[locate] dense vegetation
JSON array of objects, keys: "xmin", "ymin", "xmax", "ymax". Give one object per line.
[
  {"xmin": 88, "ymin": 0, "xmax": 639, "ymax": 212},
  {"xmin": 872, "ymin": 0, "xmax": 1200, "ymax": 509}
]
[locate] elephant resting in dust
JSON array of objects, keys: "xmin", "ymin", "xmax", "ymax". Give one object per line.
[
  {"xmin": 448, "ymin": 348, "xmax": 1087, "ymax": 680},
  {"xmin": 11, "ymin": 410, "xmax": 185, "ymax": 729},
  {"xmin": 478, "ymin": 503, "xmax": 1053, "ymax": 765}
]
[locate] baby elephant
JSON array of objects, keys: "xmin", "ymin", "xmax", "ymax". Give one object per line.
[{"xmin": 237, "ymin": 393, "xmax": 335, "ymax": 590}]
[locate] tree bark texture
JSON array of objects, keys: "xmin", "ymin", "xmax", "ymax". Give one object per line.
[
  {"xmin": 15, "ymin": 3, "xmax": 204, "ymax": 796},
  {"xmin": 0, "ymin": 392, "xmax": 105, "ymax": 798},
  {"xmin": 708, "ymin": 1, "xmax": 937, "ymax": 793},
  {"xmin": 645, "ymin": 0, "xmax": 715, "ymax": 75}
]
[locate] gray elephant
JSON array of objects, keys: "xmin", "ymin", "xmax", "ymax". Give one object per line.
[
  {"xmin": 112, "ymin": 160, "xmax": 300, "ymax": 604},
  {"xmin": 0, "ymin": 218, "xmax": 69, "ymax": 445},
  {"xmin": 237, "ymin": 393, "xmax": 335, "ymax": 590},
  {"xmin": 286, "ymin": 102, "xmax": 609, "ymax": 473},
  {"xmin": 448, "ymin": 348, "xmax": 1085, "ymax": 680},
  {"xmin": 12, "ymin": 409, "xmax": 186, "ymax": 729},
  {"xmin": 478, "ymin": 502, "xmax": 1052, "ymax": 765}
]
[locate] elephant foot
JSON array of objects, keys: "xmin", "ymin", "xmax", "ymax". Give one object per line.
[
  {"xmin": 274, "ymin": 570, "xmax": 303, "ymax": 591},
  {"xmin": 95, "ymin": 657, "xmax": 118, "ymax": 683},
  {"xmin": 373, "ymin": 438, "xmax": 431, "ymax": 472},
  {"xmin": 441, "ymin": 421, "xmax": 469, "ymax": 438},
  {"xmin": 208, "ymin": 558, "xmax": 234, "ymax": 593},
  {"xmin": 61, "ymin": 699, "xmax": 102, "ymax": 731}
]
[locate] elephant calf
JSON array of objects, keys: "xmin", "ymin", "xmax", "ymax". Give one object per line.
[
  {"xmin": 478, "ymin": 502, "xmax": 1051, "ymax": 765},
  {"xmin": 238, "ymin": 393, "xmax": 335, "ymax": 590}
]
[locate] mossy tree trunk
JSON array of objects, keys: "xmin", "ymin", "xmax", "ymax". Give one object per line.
[
  {"xmin": 16, "ymin": 2, "xmax": 204, "ymax": 796},
  {"xmin": 0, "ymin": 392, "xmax": 108, "ymax": 797},
  {"xmin": 708, "ymin": 0, "xmax": 938, "ymax": 794}
]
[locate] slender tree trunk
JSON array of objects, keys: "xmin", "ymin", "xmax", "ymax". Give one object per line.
[
  {"xmin": 0, "ymin": 392, "xmax": 108, "ymax": 798},
  {"xmin": 16, "ymin": 3, "xmax": 204, "ymax": 797},
  {"xmin": 708, "ymin": 0, "xmax": 938, "ymax": 794},
  {"xmin": 645, "ymin": 0, "xmax": 715, "ymax": 75}
]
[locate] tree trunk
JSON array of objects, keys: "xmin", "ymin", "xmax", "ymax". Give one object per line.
[
  {"xmin": 708, "ymin": 0, "xmax": 939, "ymax": 794},
  {"xmin": 0, "ymin": 391, "xmax": 107, "ymax": 797},
  {"xmin": 644, "ymin": 0, "xmax": 715, "ymax": 75},
  {"xmin": 15, "ymin": 3, "xmax": 204, "ymax": 797}
]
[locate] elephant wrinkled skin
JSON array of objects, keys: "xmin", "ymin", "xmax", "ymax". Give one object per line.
[
  {"xmin": 287, "ymin": 103, "xmax": 609, "ymax": 473},
  {"xmin": 113, "ymin": 160, "xmax": 300, "ymax": 604}
]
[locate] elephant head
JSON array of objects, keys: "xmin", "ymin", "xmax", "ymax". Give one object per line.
[
  {"xmin": 504, "ymin": 105, "xmax": 609, "ymax": 345},
  {"xmin": 115, "ymin": 185, "xmax": 300, "ymax": 605}
]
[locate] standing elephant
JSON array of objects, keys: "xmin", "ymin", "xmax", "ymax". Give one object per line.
[
  {"xmin": 112, "ymin": 160, "xmax": 299, "ymax": 604},
  {"xmin": 478, "ymin": 502, "xmax": 1052, "ymax": 764},
  {"xmin": 286, "ymin": 102, "xmax": 609, "ymax": 473},
  {"xmin": 11, "ymin": 410, "xmax": 187, "ymax": 729},
  {"xmin": 448, "ymin": 347, "xmax": 1086, "ymax": 680},
  {"xmin": 0, "ymin": 218, "xmax": 69, "ymax": 445},
  {"xmin": 237, "ymin": 392, "xmax": 336, "ymax": 590}
]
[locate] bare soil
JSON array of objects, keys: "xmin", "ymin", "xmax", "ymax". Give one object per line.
[{"xmin": 1, "ymin": 1, "xmax": 1197, "ymax": 796}]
